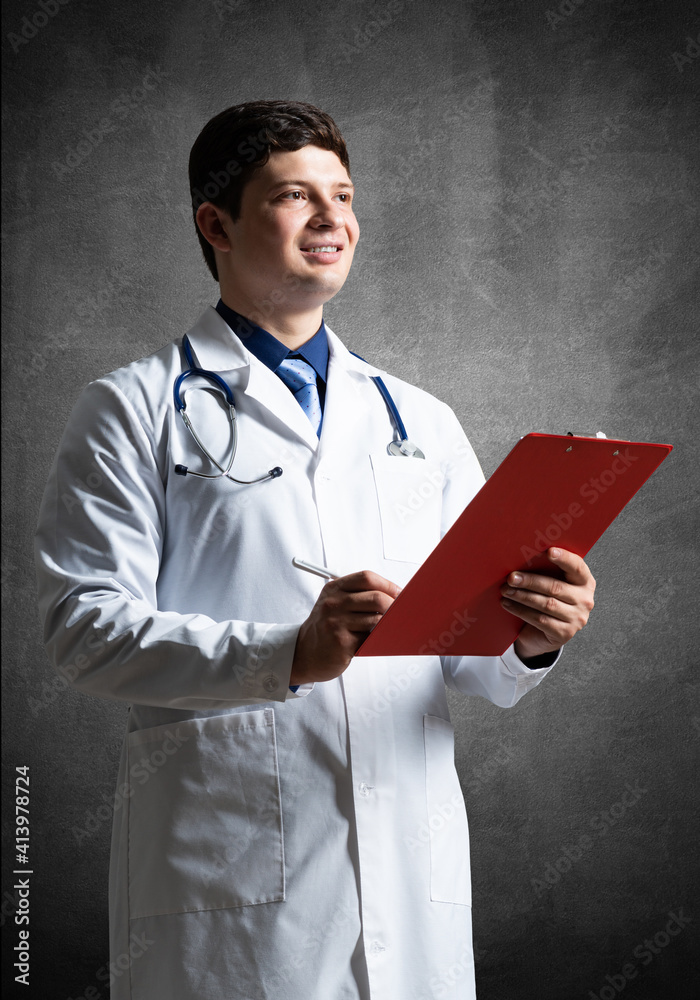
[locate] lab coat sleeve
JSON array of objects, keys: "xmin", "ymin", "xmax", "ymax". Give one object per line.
[
  {"xmin": 35, "ymin": 378, "xmax": 304, "ymax": 710},
  {"xmin": 435, "ymin": 406, "xmax": 560, "ymax": 708}
]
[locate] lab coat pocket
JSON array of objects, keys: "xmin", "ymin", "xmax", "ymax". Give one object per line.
[
  {"xmin": 126, "ymin": 708, "xmax": 285, "ymax": 919},
  {"xmin": 423, "ymin": 715, "xmax": 472, "ymax": 906},
  {"xmin": 370, "ymin": 453, "xmax": 444, "ymax": 563}
]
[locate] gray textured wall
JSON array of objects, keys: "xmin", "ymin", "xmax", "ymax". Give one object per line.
[{"xmin": 3, "ymin": 0, "xmax": 699, "ymax": 997}]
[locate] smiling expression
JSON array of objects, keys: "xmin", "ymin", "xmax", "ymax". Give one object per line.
[{"xmin": 220, "ymin": 145, "xmax": 360, "ymax": 319}]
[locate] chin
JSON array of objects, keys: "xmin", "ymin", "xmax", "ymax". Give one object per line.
[{"xmin": 296, "ymin": 272, "xmax": 347, "ymax": 301}]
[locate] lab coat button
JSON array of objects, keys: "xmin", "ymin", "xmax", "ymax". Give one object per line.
[
  {"xmin": 370, "ymin": 940, "xmax": 386, "ymax": 955},
  {"xmin": 262, "ymin": 674, "xmax": 279, "ymax": 693},
  {"xmin": 359, "ymin": 782, "xmax": 374, "ymax": 797}
]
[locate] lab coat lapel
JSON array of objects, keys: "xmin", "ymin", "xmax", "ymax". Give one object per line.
[
  {"xmin": 245, "ymin": 360, "xmax": 320, "ymax": 451},
  {"xmin": 184, "ymin": 306, "xmax": 250, "ymax": 372},
  {"xmin": 184, "ymin": 307, "xmax": 319, "ymax": 452},
  {"xmin": 318, "ymin": 326, "xmax": 379, "ymax": 460}
]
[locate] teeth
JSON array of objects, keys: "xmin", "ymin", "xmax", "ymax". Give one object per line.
[{"xmin": 304, "ymin": 246, "xmax": 339, "ymax": 253}]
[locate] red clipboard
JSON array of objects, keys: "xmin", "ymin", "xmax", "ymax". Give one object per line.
[{"xmin": 356, "ymin": 433, "xmax": 672, "ymax": 657}]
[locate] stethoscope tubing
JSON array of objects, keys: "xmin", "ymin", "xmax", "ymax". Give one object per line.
[
  {"xmin": 175, "ymin": 337, "xmax": 281, "ymax": 483},
  {"xmin": 173, "ymin": 336, "xmax": 423, "ymax": 482},
  {"xmin": 350, "ymin": 352, "xmax": 423, "ymax": 458},
  {"xmin": 353, "ymin": 363, "xmax": 409, "ymax": 443},
  {"xmin": 179, "ymin": 403, "xmax": 238, "ymax": 479}
]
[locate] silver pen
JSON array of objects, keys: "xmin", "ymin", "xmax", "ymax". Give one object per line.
[{"xmin": 292, "ymin": 557, "xmax": 341, "ymax": 580}]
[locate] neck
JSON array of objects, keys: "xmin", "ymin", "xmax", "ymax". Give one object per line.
[{"xmin": 219, "ymin": 288, "xmax": 323, "ymax": 351}]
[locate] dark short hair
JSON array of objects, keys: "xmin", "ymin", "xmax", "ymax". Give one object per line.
[{"xmin": 188, "ymin": 100, "xmax": 351, "ymax": 281}]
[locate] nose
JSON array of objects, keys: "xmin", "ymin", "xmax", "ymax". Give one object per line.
[{"xmin": 310, "ymin": 195, "xmax": 345, "ymax": 230}]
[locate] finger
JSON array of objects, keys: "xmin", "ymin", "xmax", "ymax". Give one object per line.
[
  {"xmin": 545, "ymin": 548, "xmax": 595, "ymax": 588},
  {"xmin": 501, "ymin": 575, "xmax": 581, "ymax": 607},
  {"xmin": 333, "ymin": 570, "xmax": 402, "ymax": 598},
  {"xmin": 337, "ymin": 589, "xmax": 397, "ymax": 615},
  {"xmin": 501, "ymin": 589, "xmax": 584, "ymax": 624},
  {"xmin": 346, "ymin": 612, "xmax": 387, "ymax": 635},
  {"xmin": 506, "ymin": 553, "xmax": 594, "ymax": 600},
  {"xmin": 500, "ymin": 598, "xmax": 584, "ymax": 645}
]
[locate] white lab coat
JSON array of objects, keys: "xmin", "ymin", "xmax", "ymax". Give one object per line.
[{"xmin": 35, "ymin": 306, "xmax": 556, "ymax": 1000}]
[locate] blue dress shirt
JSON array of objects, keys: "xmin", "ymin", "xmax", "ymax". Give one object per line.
[{"xmin": 215, "ymin": 299, "xmax": 329, "ymax": 409}]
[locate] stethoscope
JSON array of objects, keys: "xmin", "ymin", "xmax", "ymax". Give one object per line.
[{"xmin": 173, "ymin": 334, "xmax": 425, "ymax": 483}]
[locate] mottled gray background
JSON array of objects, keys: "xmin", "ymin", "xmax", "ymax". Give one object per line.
[{"xmin": 2, "ymin": 0, "xmax": 699, "ymax": 997}]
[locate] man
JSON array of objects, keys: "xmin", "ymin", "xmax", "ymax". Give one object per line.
[{"xmin": 35, "ymin": 100, "xmax": 595, "ymax": 999}]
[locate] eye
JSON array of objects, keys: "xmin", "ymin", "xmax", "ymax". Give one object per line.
[
  {"xmin": 280, "ymin": 190, "xmax": 304, "ymax": 200},
  {"xmin": 335, "ymin": 192, "xmax": 352, "ymax": 203}
]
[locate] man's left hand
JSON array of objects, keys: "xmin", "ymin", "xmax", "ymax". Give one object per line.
[{"xmin": 500, "ymin": 547, "xmax": 596, "ymax": 661}]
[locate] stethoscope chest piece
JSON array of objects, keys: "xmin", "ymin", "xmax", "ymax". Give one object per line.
[
  {"xmin": 348, "ymin": 353, "xmax": 425, "ymax": 460},
  {"xmin": 388, "ymin": 439, "xmax": 425, "ymax": 459}
]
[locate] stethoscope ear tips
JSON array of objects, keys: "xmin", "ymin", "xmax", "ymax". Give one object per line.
[{"xmin": 269, "ymin": 467, "xmax": 284, "ymax": 479}]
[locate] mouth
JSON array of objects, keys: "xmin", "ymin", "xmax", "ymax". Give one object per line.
[
  {"xmin": 300, "ymin": 245, "xmax": 343, "ymax": 253},
  {"xmin": 299, "ymin": 244, "xmax": 344, "ymax": 264}
]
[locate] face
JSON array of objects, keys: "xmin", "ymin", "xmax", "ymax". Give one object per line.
[{"xmin": 217, "ymin": 145, "xmax": 360, "ymax": 319}]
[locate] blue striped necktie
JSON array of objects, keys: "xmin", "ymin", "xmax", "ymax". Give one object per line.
[{"xmin": 275, "ymin": 356, "xmax": 323, "ymax": 436}]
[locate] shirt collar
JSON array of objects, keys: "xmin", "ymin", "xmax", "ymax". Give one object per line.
[{"xmin": 215, "ymin": 299, "xmax": 329, "ymax": 382}]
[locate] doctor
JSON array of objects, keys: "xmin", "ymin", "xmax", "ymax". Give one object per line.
[{"xmin": 35, "ymin": 100, "xmax": 595, "ymax": 999}]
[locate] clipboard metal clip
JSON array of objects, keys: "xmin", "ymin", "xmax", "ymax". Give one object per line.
[{"xmin": 566, "ymin": 431, "xmax": 608, "ymax": 439}]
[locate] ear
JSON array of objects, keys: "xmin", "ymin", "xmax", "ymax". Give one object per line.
[{"xmin": 195, "ymin": 203, "xmax": 232, "ymax": 254}]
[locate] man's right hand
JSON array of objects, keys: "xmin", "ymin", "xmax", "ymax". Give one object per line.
[{"xmin": 290, "ymin": 570, "xmax": 401, "ymax": 686}]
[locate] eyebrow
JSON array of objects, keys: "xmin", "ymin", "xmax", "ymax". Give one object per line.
[{"xmin": 268, "ymin": 179, "xmax": 355, "ymax": 193}]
